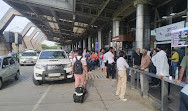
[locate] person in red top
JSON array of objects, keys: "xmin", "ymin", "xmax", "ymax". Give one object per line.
[
  {"xmin": 72, "ymin": 50, "xmax": 78, "ymax": 59},
  {"xmin": 91, "ymin": 51, "xmax": 96, "ymax": 70}
]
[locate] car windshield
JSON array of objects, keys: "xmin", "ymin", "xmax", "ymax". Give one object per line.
[
  {"xmin": 22, "ymin": 52, "xmax": 37, "ymax": 56},
  {"xmin": 39, "ymin": 51, "xmax": 67, "ymax": 59}
]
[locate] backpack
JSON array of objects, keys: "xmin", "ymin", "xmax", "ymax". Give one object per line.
[{"xmin": 73, "ymin": 57, "xmax": 83, "ymax": 74}]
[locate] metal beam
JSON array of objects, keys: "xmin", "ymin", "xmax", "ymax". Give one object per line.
[
  {"xmin": 80, "ymin": 0, "xmax": 110, "ymax": 37},
  {"xmin": 113, "ymin": 0, "xmax": 134, "ymax": 19},
  {"xmin": 51, "ymin": 9, "xmax": 63, "ymax": 38},
  {"xmin": 26, "ymin": 4, "xmax": 54, "ymax": 37}
]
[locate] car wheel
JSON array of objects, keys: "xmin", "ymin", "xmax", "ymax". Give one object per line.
[
  {"xmin": 15, "ymin": 71, "xmax": 20, "ymax": 80},
  {"xmin": 0, "ymin": 79, "xmax": 3, "ymax": 90},
  {"xmin": 32, "ymin": 75, "xmax": 42, "ymax": 85}
]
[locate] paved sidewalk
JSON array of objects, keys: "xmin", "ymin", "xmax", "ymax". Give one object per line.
[{"xmin": 84, "ymin": 69, "xmax": 156, "ymax": 111}]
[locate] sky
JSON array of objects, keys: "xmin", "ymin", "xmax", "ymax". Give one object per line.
[{"xmin": 0, "ymin": 0, "xmax": 56, "ymax": 46}]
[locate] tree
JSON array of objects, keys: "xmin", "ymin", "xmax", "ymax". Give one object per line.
[{"xmin": 41, "ymin": 44, "xmax": 58, "ymax": 49}]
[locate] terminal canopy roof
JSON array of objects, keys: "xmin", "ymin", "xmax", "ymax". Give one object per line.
[{"xmin": 3, "ymin": 0, "xmax": 168, "ymax": 45}]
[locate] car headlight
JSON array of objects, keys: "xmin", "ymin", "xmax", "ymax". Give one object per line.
[
  {"xmin": 35, "ymin": 65, "xmax": 45, "ymax": 69},
  {"xmin": 65, "ymin": 64, "xmax": 72, "ymax": 68}
]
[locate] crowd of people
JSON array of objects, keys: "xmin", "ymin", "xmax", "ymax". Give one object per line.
[{"xmin": 71, "ymin": 45, "xmax": 188, "ymax": 103}]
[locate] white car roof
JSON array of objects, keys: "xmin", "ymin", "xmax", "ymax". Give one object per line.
[
  {"xmin": 0, "ymin": 55, "xmax": 14, "ymax": 59},
  {"xmin": 42, "ymin": 49, "xmax": 65, "ymax": 51},
  {"xmin": 24, "ymin": 50, "xmax": 36, "ymax": 53}
]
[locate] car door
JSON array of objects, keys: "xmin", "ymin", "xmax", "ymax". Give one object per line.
[
  {"xmin": 8, "ymin": 57, "xmax": 17, "ymax": 76},
  {"xmin": 1, "ymin": 58, "xmax": 10, "ymax": 81}
]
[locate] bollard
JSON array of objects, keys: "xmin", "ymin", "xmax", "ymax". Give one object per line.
[
  {"xmin": 161, "ymin": 79, "xmax": 168, "ymax": 111},
  {"xmin": 131, "ymin": 70, "xmax": 135, "ymax": 89}
]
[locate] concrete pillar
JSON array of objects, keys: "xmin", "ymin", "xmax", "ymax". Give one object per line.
[
  {"xmin": 135, "ymin": 0, "xmax": 151, "ymax": 50},
  {"xmin": 79, "ymin": 41, "xmax": 82, "ymax": 48},
  {"xmin": 88, "ymin": 36, "xmax": 91, "ymax": 50},
  {"xmin": 112, "ymin": 21, "xmax": 120, "ymax": 37},
  {"xmin": 71, "ymin": 44, "xmax": 74, "ymax": 51},
  {"xmin": 108, "ymin": 31, "xmax": 112, "ymax": 47},
  {"xmin": 75, "ymin": 43, "xmax": 77, "ymax": 50},
  {"xmin": 92, "ymin": 37, "xmax": 94, "ymax": 49},
  {"xmin": 83, "ymin": 39, "xmax": 86, "ymax": 49},
  {"xmin": 98, "ymin": 31, "xmax": 102, "ymax": 50}
]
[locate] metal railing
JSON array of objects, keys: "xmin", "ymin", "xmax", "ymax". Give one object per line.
[{"xmin": 127, "ymin": 67, "xmax": 186, "ymax": 111}]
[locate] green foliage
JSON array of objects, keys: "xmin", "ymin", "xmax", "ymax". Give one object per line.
[{"xmin": 41, "ymin": 44, "xmax": 59, "ymax": 49}]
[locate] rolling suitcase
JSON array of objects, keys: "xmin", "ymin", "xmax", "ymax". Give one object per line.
[{"xmin": 73, "ymin": 87, "xmax": 86, "ymax": 103}]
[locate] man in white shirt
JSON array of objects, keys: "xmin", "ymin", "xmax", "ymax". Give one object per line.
[
  {"xmin": 103, "ymin": 47, "xmax": 115, "ymax": 79},
  {"xmin": 152, "ymin": 46, "xmax": 171, "ymax": 101},
  {"xmin": 152, "ymin": 46, "xmax": 169, "ymax": 79},
  {"xmin": 116, "ymin": 51, "xmax": 129, "ymax": 101}
]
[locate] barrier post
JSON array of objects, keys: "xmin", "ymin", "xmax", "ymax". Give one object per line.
[
  {"xmin": 131, "ymin": 70, "xmax": 135, "ymax": 89},
  {"xmin": 136, "ymin": 72, "xmax": 140, "ymax": 89},
  {"xmin": 161, "ymin": 79, "xmax": 168, "ymax": 111}
]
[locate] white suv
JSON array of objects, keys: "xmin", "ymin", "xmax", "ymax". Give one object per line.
[
  {"xmin": 20, "ymin": 50, "xmax": 38, "ymax": 66},
  {"xmin": 33, "ymin": 49, "xmax": 73, "ymax": 85},
  {"xmin": 0, "ymin": 56, "xmax": 20, "ymax": 89}
]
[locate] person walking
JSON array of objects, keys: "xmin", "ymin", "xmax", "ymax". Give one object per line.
[
  {"xmin": 83, "ymin": 48, "xmax": 87, "ymax": 58},
  {"xmin": 133, "ymin": 48, "xmax": 142, "ymax": 69},
  {"xmin": 139, "ymin": 49, "xmax": 151, "ymax": 96},
  {"xmin": 169, "ymin": 49, "xmax": 179, "ymax": 78},
  {"xmin": 103, "ymin": 47, "xmax": 115, "ymax": 79},
  {"xmin": 99, "ymin": 49, "xmax": 105, "ymax": 70},
  {"xmin": 85, "ymin": 50, "xmax": 91, "ymax": 72},
  {"xmin": 116, "ymin": 51, "xmax": 129, "ymax": 101},
  {"xmin": 72, "ymin": 49, "xmax": 89, "ymax": 89},
  {"xmin": 91, "ymin": 51, "xmax": 96, "ymax": 70}
]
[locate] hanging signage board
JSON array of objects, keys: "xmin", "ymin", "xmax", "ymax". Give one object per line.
[
  {"xmin": 171, "ymin": 27, "xmax": 188, "ymax": 47},
  {"xmin": 156, "ymin": 21, "xmax": 185, "ymax": 41}
]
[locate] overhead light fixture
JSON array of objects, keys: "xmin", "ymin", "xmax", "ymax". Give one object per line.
[
  {"xmin": 170, "ymin": 13, "xmax": 176, "ymax": 16},
  {"xmin": 162, "ymin": 16, "xmax": 168, "ymax": 19},
  {"xmin": 182, "ymin": 15, "xmax": 187, "ymax": 18}
]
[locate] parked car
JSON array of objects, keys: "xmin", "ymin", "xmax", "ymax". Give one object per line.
[
  {"xmin": 0, "ymin": 56, "xmax": 20, "ymax": 89},
  {"xmin": 33, "ymin": 49, "xmax": 73, "ymax": 85},
  {"xmin": 8, "ymin": 52, "xmax": 19, "ymax": 62},
  {"xmin": 20, "ymin": 50, "xmax": 38, "ymax": 66}
]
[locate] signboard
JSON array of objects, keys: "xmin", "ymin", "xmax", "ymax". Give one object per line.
[
  {"xmin": 156, "ymin": 21, "xmax": 185, "ymax": 41},
  {"xmin": 4, "ymin": 31, "xmax": 14, "ymax": 43},
  {"xmin": 15, "ymin": 32, "xmax": 22, "ymax": 44},
  {"xmin": 171, "ymin": 27, "xmax": 188, "ymax": 47}
]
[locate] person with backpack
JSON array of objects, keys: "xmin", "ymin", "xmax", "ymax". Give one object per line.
[{"xmin": 72, "ymin": 49, "xmax": 89, "ymax": 89}]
